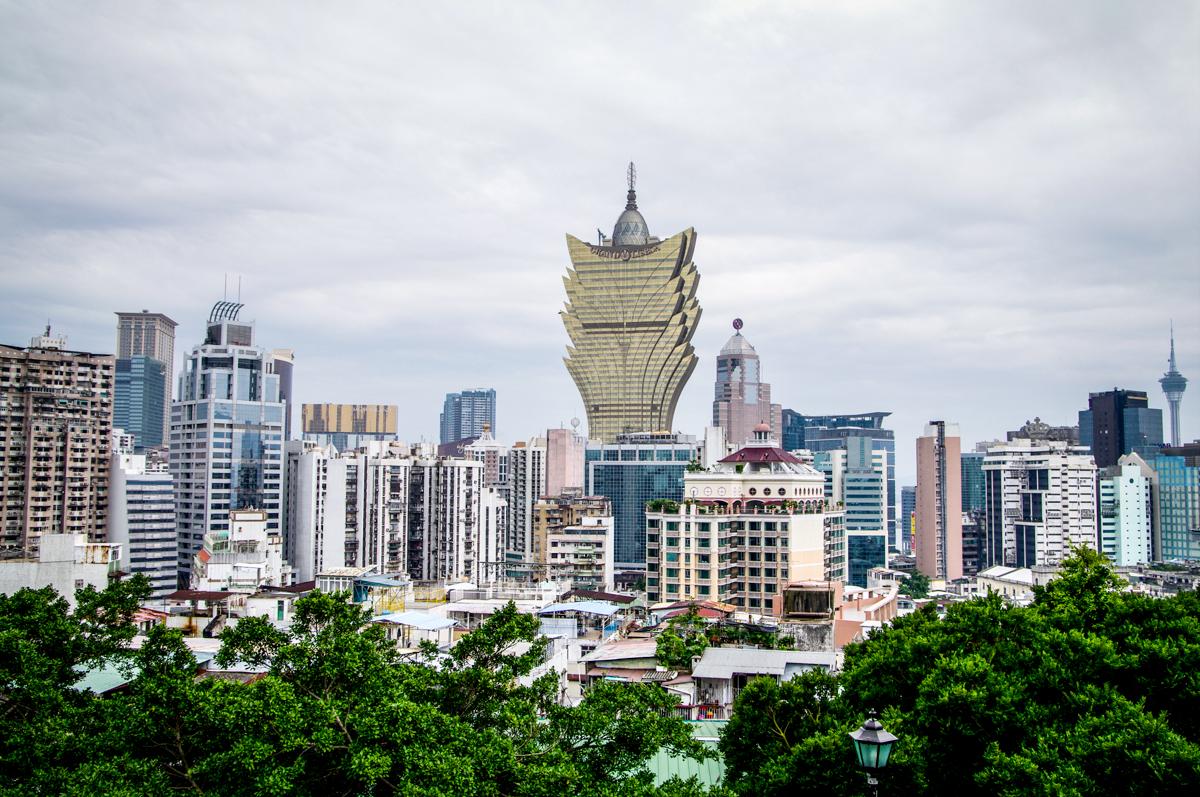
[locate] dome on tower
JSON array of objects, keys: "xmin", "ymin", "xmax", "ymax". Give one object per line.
[{"xmin": 612, "ymin": 162, "xmax": 650, "ymax": 246}]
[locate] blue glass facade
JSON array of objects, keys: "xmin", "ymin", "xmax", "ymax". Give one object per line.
[
  {"xmin": 440, "ymin": 389, "xmax": 497, "ymax": 444},
  {"xmin": 1152, "ymin": 452, "xmax": 1200, "ymax": 562},
  {"xmin": 798, "ymin": 420, "xmax": 896, "ymax": 549},
  {"xmin": 847, "ymin": 533, "xmax": 886, "ymax": 587},
  {"xmin": 114, "ymin": 355, "xmax": 168, "ymax": 450},
  {"xmin": 961, "ymin": 452, "xmax": 986, "ymax": 513},
  {"xmin": 586, "ymin": 435, "xmax": 697, "ymax": 569}
]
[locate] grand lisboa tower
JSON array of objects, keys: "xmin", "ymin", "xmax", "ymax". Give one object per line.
[{"xmin": 560, "ymin": 164, "xmax": 702, "ymax": 443}]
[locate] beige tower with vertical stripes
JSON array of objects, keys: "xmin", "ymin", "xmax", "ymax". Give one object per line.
[{"xmin": 561, "ymin": 165, "xmax": 701, "ymax": 443}]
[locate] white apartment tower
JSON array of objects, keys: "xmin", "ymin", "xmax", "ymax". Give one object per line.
[
  {"xmin": 1098, "ymin": 453, "xmax": 1153, "ymax": 567},
  {"xmin": 982, "ymin": 439, "xmax": 1097, "ymax": 568},
  {"xmin": 507, "ymin": 436, "xmax": 547, "ymax": 567},
  {"xmin": 170, "ymin": 303, "xmax": 287, "ymax": 581},
  {"xmin": 285, "ymin": 442, "xmax": 502, "ymax": 584},
  {"xmin": 109, "ymin": 447, "xmax": 178, "ymax": 597}
]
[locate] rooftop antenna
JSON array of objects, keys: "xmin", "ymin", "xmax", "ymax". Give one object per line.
[
  {"xmin": 45, "ymin": 320, "xmax": 51, "ymax": 337},
  {"xmin": 238, "ymin": 275, "xmax": 242, "ymax": 303},
  {"xmin": 627, "ymin": 161, "xmax": 636, "ymax": 192},
  {"xmin": 223, "ymin": 273, "xmax": 228, "ymax": 300}
]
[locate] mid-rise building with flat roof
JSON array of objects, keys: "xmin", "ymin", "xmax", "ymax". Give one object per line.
[
  {"xmin": 301, "ymin": 403, "xmax": 397, "ymax": 451},
  {"xmin": 982, "ymin": 439, "xmax": 1097, "ymax": 568},
  {"xmin": 646, "ymin": 425, "xmax": 845, "ymax": 610},
  {"xmin": 109, "ymin": 447, "xmax": 178, "ymax": 596},
  {"xmin": 0, "ymin": 330, "xmax": 115, "ymax": 553},
  {"xmin": 1098, "ymin": 454, "xmax": 1153, "ymax": 567}
]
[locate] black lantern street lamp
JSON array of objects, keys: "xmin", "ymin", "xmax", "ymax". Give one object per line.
[{"xmin": 848, "ymin": 711, "xmax": 898, "ymax": 795}]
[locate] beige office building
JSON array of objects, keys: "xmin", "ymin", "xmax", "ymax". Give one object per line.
[
  {"xmin": 561, "ymin": 164, "xmax": 701, "ymax": 443},
  {"xmin": 1, "ymin": 330, "xmax": 115, "ymax": 553},
  {"xmin": 301, "ymin": 403, "xmax": 397, "ymax": 451}
]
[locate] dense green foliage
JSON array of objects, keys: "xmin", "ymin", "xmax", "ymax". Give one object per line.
[
  {"xmin": 1, "ymin": 581, "xmax": 712, "ymax": 796},
  {"xmin": 720, "ymin": 548, "xmax": 1200, "ymax": 795},
  {"xmin": 897, "ymin": 571, "xmax": 930, "ymax": 599},
  {"xmin": 655, "ymin": 608, "xmax": 794, "ymax": 671}
]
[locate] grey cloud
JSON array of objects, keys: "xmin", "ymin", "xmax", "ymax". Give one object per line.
[{"xmin": 1, "ymin": 1, "xmax": 1197, "ymax": 482}]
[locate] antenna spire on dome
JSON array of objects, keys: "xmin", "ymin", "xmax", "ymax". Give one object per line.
[{"xmin": 625, "ymin": 162, "xmax": 638, "ymax": 210}]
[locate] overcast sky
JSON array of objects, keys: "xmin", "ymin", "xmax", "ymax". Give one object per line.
[{"xmin": 2, "ymin": 1, "xmax": 1197, "ymax": 487}]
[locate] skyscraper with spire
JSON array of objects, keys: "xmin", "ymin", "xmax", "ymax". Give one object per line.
[
  {"xmin": 1160, "ymin": 324, "xmax": 1188, "ymax": 447},
  {"xmin": 561, "ymin": 164, "xmax": 701, "ymax": 443}
]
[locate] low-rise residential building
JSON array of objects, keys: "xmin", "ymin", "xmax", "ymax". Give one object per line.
[
  {"xmin": 690, "ymin": 647, "xmax": 838, "ymax": 718},
  {"xmin": 547, "ymin": 515, "xmax": 616, "ymax": 593},
  {"xmin": 191, "ymin": 509, "xmax": 290, "ymax": 593},
  {"xmin": 0, "ymin": 533, "xmax": 122, "ymax": 608},
  {"xmin": 646, "ymin": 426, "xmax": 846, "ymax": 611}
]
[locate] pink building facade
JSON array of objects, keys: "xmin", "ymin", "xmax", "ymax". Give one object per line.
[
  {"xmin": 545, "ymin": 427, "xmax": 585, "ymax": 497},
  {"xmin": 915, "ymin": 421, "xmax": 963, "ymax": 581}
]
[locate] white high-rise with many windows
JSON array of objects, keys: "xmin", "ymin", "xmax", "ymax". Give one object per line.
[
  {"xmin": 170, "ymin": 303, "xmax": 287, "ymax": 583},
  {"xmin": 108, "ymin": 445, "xmax": 177, "ymax": 598},
  {"xmin": 982, "ymin": 439, "xmax": 1097, "ymax": 568}
]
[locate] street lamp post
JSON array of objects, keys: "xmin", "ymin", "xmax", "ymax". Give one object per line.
[{"xmin": 849, "ymin": 711, "xmax": 898, "ymax": 796}]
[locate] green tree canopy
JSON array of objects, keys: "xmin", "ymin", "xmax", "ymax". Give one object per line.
[
  {"xmin": 1, "ymin": 583, "xmax": 716, "ymax": 796},
  {"xmin": 720, "ymin": 548, "xmax": 1200, "ymax": 795}
]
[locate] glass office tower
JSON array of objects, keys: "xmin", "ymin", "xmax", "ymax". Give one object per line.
[
  {"xmin": 114, "ymin": 355, "xmax": 168, "ymax": 450},
  {"xmin": 585, "ymin": 432, "xmax": 698, "ymax": 570},
  {"xmin": 170, "ymin": 302, "xmax": 287, "ymax": 584}
]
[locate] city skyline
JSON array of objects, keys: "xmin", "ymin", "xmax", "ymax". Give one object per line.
[{"xmin": 1, "ymin": 4, "xmax": 1197, "ymax": 489}]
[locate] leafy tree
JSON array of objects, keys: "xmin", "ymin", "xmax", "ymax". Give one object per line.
[
  {"xmin": 656, "ymin": 607, "xmax": 710, "ymax": 670},
  {"xmin": 721, "ymin": 549, "xmax": 1200, "ymax": 795},
  {"xmin": 1, "ymin": 584, "xmax": 716, "ymax": 796},
  {"xmin": 898, "ymin": 571, "xmax": 931, "ymax": 599}
]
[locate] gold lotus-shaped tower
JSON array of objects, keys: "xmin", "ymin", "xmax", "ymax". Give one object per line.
[{"xmin": 561, "ymin": 163, "xmax": 702, "ymax": 443}]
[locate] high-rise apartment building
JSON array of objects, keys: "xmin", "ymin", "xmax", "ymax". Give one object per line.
[
  {"xmin": 170, "ymin": 302, "xmax": 287, "ymax": 583},
  {"xmin": 115, "ymin": 311, "xmax": 177, "ymax": 446},
  {"xmin": 109, "ymin": 445, "xmax": 177, "ymax": 598},
  {"xmin": 113, "ymin": 355, "xmax": 168, "ymax": 450},
  {"xmin": 1079, "ymin": 389, "xmax": 1163, "ymax": 468},
  {"xmin": 506, "ymin": 437, "xmax": 547, "ymax": 572},
  {"xmin": 982, "ymin": 439, "xmax": 1097, "ymax": 568},
  {"xmin": 284, "ymin": 441, "xmax": 502, "ymax": 584},
  {"xmin": 1151, "ymin": 441, "xmax": 1200, "ymax": 562},
  {"xmin": 545, "ymin": 425, "xmax": 586, "ymax": 498},
  {"xmin": 464, "ymin": 425, "xmax": 509, "ymax": 488},
  {"xmin": 712, "ymin": 321, "xmax": 781, "ymax": 448},
  {"xmin": 1, "ymin": 330, "xmax": 114, "ymax": 553},
  {"xmin": 561, "ymin": 165, "xmax": 701, "ymax": 443},
  {"xmin": 785, "ymin": 412, "xmax": 897, "ymax": 549},
  {"xmin": 301, "ymin": 403, "xmax": 398, "ymax": 452},
  {"xmin": 439, "ymin": 389, "xmax": 496, "ymax": 445},
  {"xmin": 647, "ymin": 426, "xmax": 846, "ymax": 608},
  {"xmin": 1160, "ymin": 327, "xmax": 1188, "ymax": 447},
  {"xmin": 585, "ymin": 432, "xmax": 699, "ymax": 571},
  {"xmin": 1098, "ymin": 454, "xmax": 1153, "ymax": 567},
  {"xmin": 812, "ymin": 435, "xmax": 888, "ymax": 586},
  {"xmin": 916, "ymin": 421, "xmax": 963, "ymax": 581}
]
